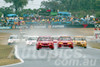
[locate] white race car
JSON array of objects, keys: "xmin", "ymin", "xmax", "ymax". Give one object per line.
[
  {"xmin": 20, "ymin": 32, "xmax": 29, "ymax": 41},
  {"xmin": 26, "ymin": 36, "xmax": 38, "ymax": 46},
  {"xmin": 8, "ymin": 35, "xmax": 20, "ymax": 45}
]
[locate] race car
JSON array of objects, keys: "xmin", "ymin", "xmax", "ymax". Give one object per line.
[
  {"xmin": 52, "ymin": 36, "xmax": 59, "ymax": 43},
  {"xmin": 26, "ymin": 36, "xmax": 37, "ymax": 46},
  {"xmin": 57, "ymin": 36, "xmax": 74, "ymax": 49},
  {"xmin": 73, "ymin": 36, "xmax": 87, "ymax": 48},
  {"xmin": 36, "ymin": 36, "xmax": 54, "ymax": 50},
  {"xmin": 20, "ymin": 32, "xmax": 29, "ymax": 41},
  {"xmin": 8, "ymin": 35, "xmax": 20, "ymax": 45}
]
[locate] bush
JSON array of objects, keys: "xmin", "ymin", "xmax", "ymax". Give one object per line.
[
  {"xmin": 0, "ymin": 12, "xmax": 2, "ymax": 17},
  {"xmin": 96, "ymin": 12, "xmax": 100, "ymax": 18}
]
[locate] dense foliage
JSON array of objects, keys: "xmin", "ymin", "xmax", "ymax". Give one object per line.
[
  {"xmin": 4, "ymin": 0, "xmax": 29, "ymax": 13},
  {"xmin": 0, "ymin": 0, "xmax": 99, "ymax": 17},
  {"xmin": 0, "ymin": 12, "xmax": 2, "ymax": 17},
  {"xmin": 41, "ymin": 0, "xmax": 100, "ymax": 17},
  {"xmin": 41, "ymin": 0, "xmax": 99, "ymax": 11},
  {"xmin": 0, "ymin": 7, "xmax": 14, "ymax": 17}
]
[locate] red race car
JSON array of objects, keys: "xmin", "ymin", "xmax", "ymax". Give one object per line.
[
  {"xmin": 36, "ymin": 36, "xmax": 54, "ymax": 50},
  {"xmin": 57, "ymin": 36, "xmax": 74, "ymax": 49}
]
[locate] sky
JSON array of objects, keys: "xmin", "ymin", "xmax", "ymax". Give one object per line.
[{"xmin": 0, "ymin": 0, "xmax": 48, "ymax": 9}]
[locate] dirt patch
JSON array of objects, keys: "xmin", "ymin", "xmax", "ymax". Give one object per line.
[
  {"xmin": 0, "ymin": 33, "xmax": 11, "ymax": 45},
  {"xmin": 0, "ymin": 59, "xmax": 20, "ymax": 66},
  {"xmin": 0, "ymin": 33, "xmax": 20, "ymax": 66},
  {"xmin": 88, "ymin": 41, "xmax": 100, "ymax": 49}
]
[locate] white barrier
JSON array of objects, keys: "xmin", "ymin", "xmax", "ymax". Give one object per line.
[
  {"xmin": 16, "ymin": 26, "xmax": 28, "ymax": 29},
  {"xmin": 0, "ymin": 26, "xmax": 11, "ymax": 29},
  {"xmin": 52, "ymin": 25, "xmax": 64, "ymax": 28},
  {"xmin": 34, "ymin": 26, "xmax": 47, "ymax": 28}
]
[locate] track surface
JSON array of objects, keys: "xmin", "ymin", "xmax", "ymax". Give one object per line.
[
  {"xmin": 0, "ymin": 28, "xmax": 100, "ymax": 67},
  {"xmin": 0, "ymin": 28, "xmax": 94, "ymax": 36}
]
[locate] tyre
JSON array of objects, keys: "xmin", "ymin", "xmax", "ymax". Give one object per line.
[
  {"xmin": 58, "ymin": 45, "xmax": 61, "ymax": 49},
  {"xmin": 71, "ymin": 47, "xmax": 74, "ymax": 49},
  {"xmin": 70, "ymin": 45, "xmax": 73, "ymax": 49},
  {"xmin": 58, "ymin": 46, "xmax": 60, "ymax": 49},
  {"xmin": 51, "ymin": 48, "xmax": 54, "ymax": 50},
  {"xmin": 84, "ymin": 46, "xmax": 87, "ymax": 48},
  {"xmin": 37, "ymin": 48, "xmax": 39, "ymax": 50}
]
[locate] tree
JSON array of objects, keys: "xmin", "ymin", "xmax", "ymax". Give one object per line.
[
  {"xmin": 41, "ymin": 0, "xmax": 60, "ymax": 12},
  {"xmin": 0, "ymin": 12, "xmax": 2, "ymax": 17},
  {"xmin": 0, "ymin": 7, "xmax": 14, "ymax": 17},
  {"xmin": 41, "ymin": 0, "xmax": 98, "ymax": 12},
  {"xmin": 18, "ymin": 9, "xmax": 34, "ymax": 16},
  {"xmin": 4, "ymin": 0, "xmax": 30, "ymax": 13}
]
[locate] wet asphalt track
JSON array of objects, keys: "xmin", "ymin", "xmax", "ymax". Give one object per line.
[{"xmin": 0, "ymin": 28, "xmax": 100, "ymax": 67}]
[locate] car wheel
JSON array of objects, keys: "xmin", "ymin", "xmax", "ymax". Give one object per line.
[
  {"xmin": 37, "ymin": 48, "xmax": 39, "ymax": 50},
  {"xmin": 51, "ymin": 48, "xmax": 54, "ymax": 50},
  {"xmin": 58, "ymin": 45, "xmax": 61, "ymax": 49},
  {"xmin": 71, "ymin": 47, "xmax": 74, "ymax": 49},
  {"xmin": 84, "ymin": 47, "xmax": 87, "ymax": 48},
  {"xmin": 58, "ymin": 46, "xmax": 60, "ymax": 49}
]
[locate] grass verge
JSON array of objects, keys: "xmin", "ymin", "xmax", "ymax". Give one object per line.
[
  {"xmin": 88, "ymin": 41, "xmax": 100, "ymax": 49},
  {"xmin": 0, "ymin": 33, "xmax": 21, "ymax": 66}
]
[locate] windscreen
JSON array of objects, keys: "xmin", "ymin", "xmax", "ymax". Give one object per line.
[
  {"xmin": 59, "ymin": 37, "xmax": 71, "ymax": 41},
  {"xmin": 10, "ymin": 36, "xmax": 18, "ymax": 39},
  {"xmin": 38, "ymin": 37, "xmax": 52, "ymax": 41},
  {"xmin": 74, "ymin": 37, "xmax": 85, "ymax": 41},
  {"xmin": 28, "ymin": 37, "xmax": 36, "ymax": 40}
]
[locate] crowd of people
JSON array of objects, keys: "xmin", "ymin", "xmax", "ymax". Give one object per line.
[
  {"xmin": 25, "ymin": 15, "xmax": 98, "ymax": 25},
  {"xmin": 0, "ymin": 15, "xmax": 99, "ymax": 27}
]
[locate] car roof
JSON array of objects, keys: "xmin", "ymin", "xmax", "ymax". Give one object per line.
[{"xmin": 10, "ymin": 35, "xmax": 18, "ymax": 37}]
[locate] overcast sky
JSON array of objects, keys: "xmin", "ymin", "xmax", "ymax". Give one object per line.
[{"xmin": 0, "ymin": 0, "xmax": 48, "ymax": 9}]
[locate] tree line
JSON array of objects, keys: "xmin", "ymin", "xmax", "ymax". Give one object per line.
[
  {"xmin": 0, "ymin": 0, "xmax": 100, "ymax": 17},
  {"xmin": 41, "ymin": 0, "xmax": 99, "ymax": 12},
  {"xmin": 41, "ymin": 0, "xmax": 100, "ymax": 17}
]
